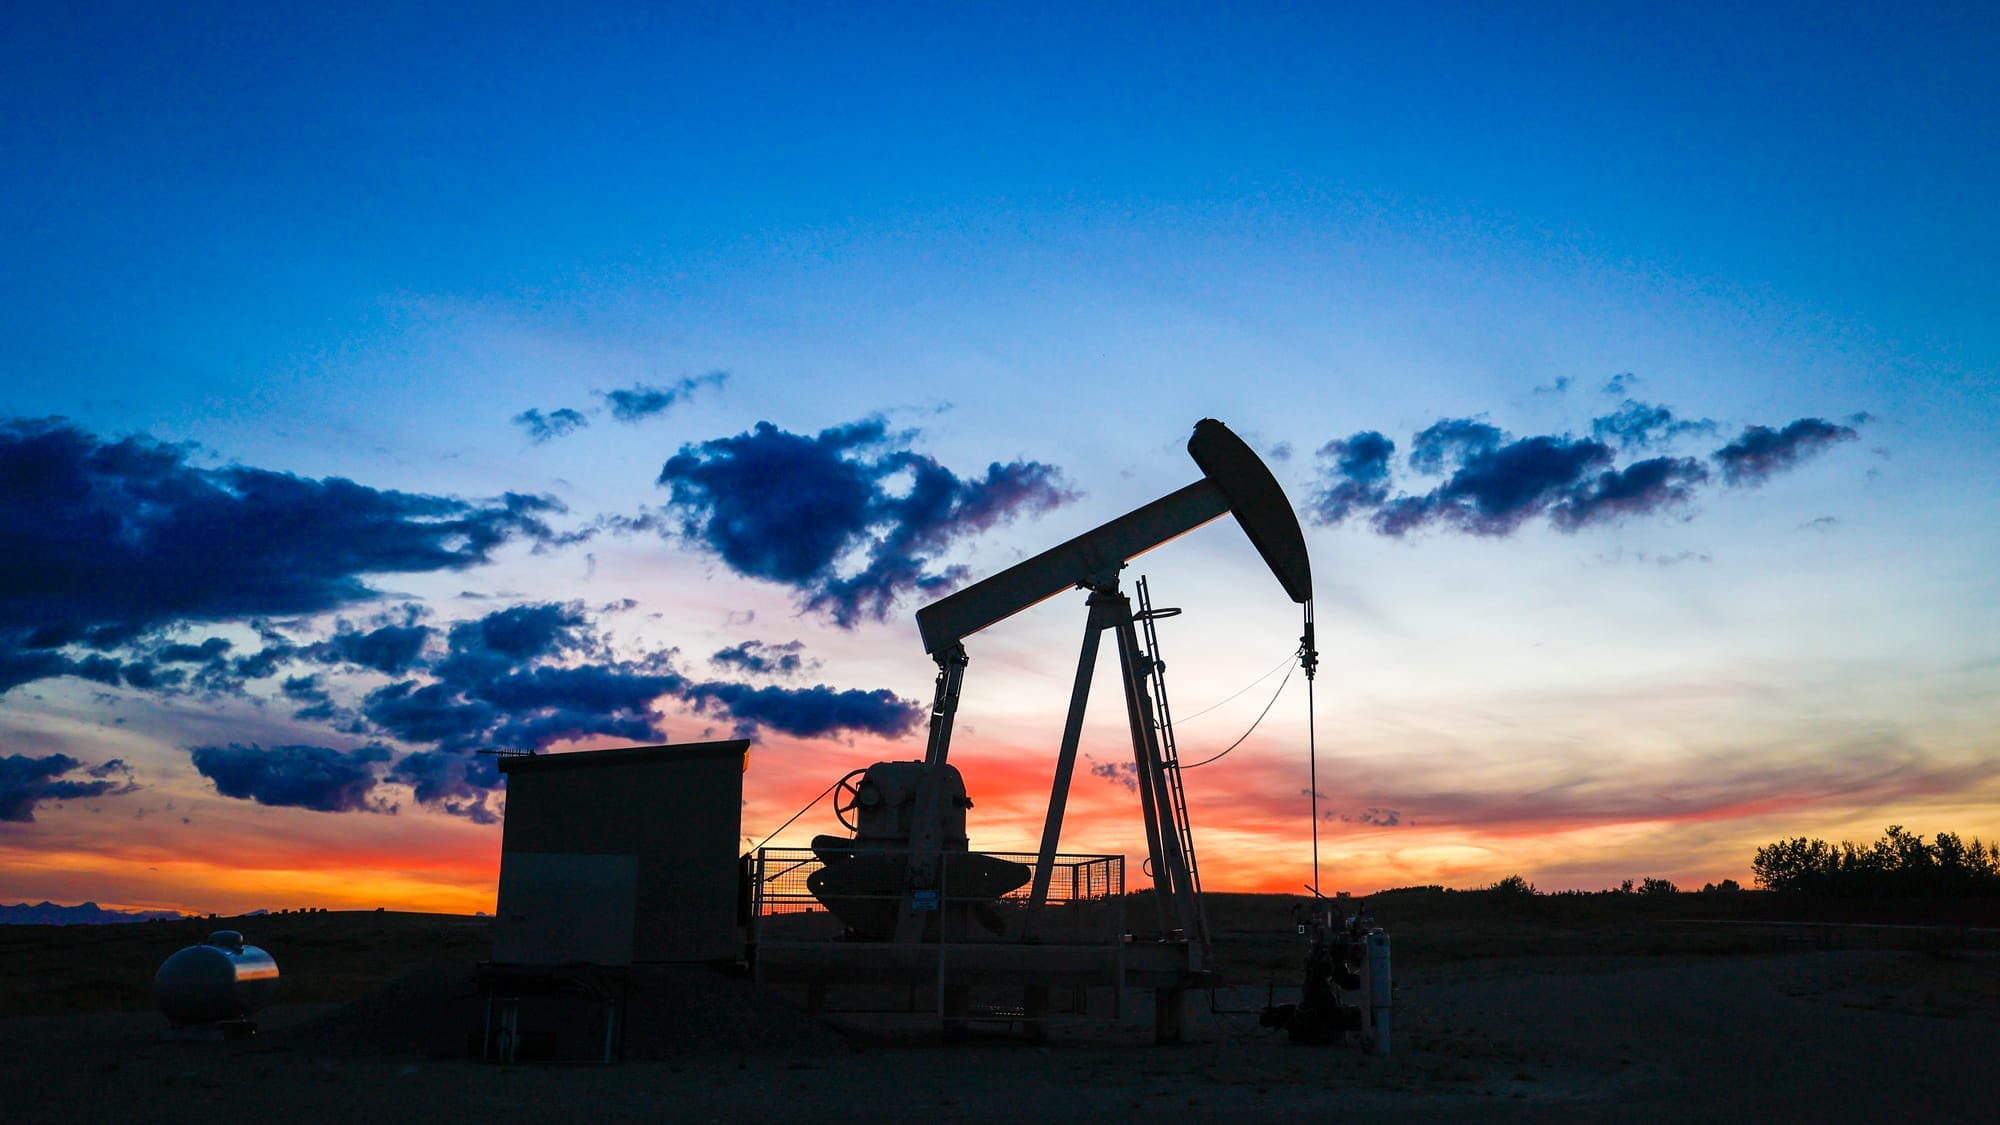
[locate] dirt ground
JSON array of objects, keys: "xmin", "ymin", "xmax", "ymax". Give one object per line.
[{"xmin": 4, "ymin": 900, "xmax": 1997, "ymax": 1122}]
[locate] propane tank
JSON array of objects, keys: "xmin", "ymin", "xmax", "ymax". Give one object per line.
[{"xmin": 154, "ymin": 930, "xmax": 279, "ymax": 1026}]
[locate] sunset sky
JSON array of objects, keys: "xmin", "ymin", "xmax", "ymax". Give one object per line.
[{"xmin": 4, "ymin": 3, "xmax": 1995, "ymax": 915}]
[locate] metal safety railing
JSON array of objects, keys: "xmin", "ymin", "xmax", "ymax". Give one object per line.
[
  {"xmin": 749, "ymin": 847, "xmax": 1129, "ymax": 1022},
  {"xmin": 750, "ymin": 847, "xmax": 1124, "ymax": 945}
]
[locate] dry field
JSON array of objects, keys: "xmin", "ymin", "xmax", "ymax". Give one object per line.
[{"xmin": 3, "ymin": 892, "xmax": 1996, "ymax": 1122}]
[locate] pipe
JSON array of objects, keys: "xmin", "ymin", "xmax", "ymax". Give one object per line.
[{"xmin": 1367, "ymin": 931, "xmax": 1392, "ymax": 1056}]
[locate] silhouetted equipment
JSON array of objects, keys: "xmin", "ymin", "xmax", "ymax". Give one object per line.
[
  {"xmin": 762, "ymin": 418, "xmax": 1317, "ymax": 1043},
  {"xmin": 154, "ymin": 930, "xmax": 278, "ymax": 1034},
  {"xmin": 485, "ymin": 740, "xmax": 748, "ymax": 1063},
  {"xmin": 809, "ymin": 762, "xmax": 1032, "ymax": 939},
  {"xmin": 495, "ymin": 740, "xmax": 747, "ymax": 964},
  {"xmin": 1259, "ymin": 900, "xmax": 1390, "ymax": 1051}
]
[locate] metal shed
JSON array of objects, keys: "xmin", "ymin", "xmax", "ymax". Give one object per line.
[{"xmin": 494, "ymin": 740, "xmax": 748, "ymax": 965}]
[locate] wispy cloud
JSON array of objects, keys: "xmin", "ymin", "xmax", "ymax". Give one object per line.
[
  {"xmin": 601, "ymin": 372, "xmax": 729, "ymax": 422},
  {"xmin": 1321, "ymin": 806, "xmax": 1409, "ymax": 827},
  {"xmin": 511, "ymin": 373, "xmax": 730, "ymax": 444},
  {"xmin": 512, "ymin": 407, "xmax": 589, "ymax": 443},
  {"xmin": 1205, "ymin": 730, "xmax": 1983, "ymax": 842},
  {"xmin": 711, "ymin": 639, "xmax": 812, "ymax": 677},
  {"xmin": 1087, "ymin": 756, "xmax": 1139, "ymax": 792}
]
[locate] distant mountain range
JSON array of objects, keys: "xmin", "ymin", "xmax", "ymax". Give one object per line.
[{"xmin": 0, "ymin": 901, "xmax": 184, "ymax": 925}]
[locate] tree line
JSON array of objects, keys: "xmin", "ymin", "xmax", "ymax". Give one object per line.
[
  {"xmin": 1482, "ymin": 874, "xmax": 1735, "ymax": 896},
  {"xmin": 1752, "ymin": 825, "xmax": 2000, "ymax": 897},
  {"xmin": 1458, "ymin": 826, "xmax": 1999, "ymax": 899}
]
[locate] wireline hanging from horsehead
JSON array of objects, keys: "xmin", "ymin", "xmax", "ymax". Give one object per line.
[{"xmin": 801, "ymin": 417, "xmax": 1318, "ymax": 955}]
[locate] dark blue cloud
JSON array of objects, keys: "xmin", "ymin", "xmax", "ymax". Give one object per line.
[
  {"xmin": 433, "ymin": 601, "xmax": 602, "ymax": 684},
  {"xmin": 512, "ymin": 407, "xmax": 589, "ymax": 443},
  {"xmin": 0, "ymin": 649, "xmax": 77, "ymax": 694},
  {"xmin": 71, "ymin": 654, "xmax": 123, "ymax": 685},
  {"xmin": 508, "ymin": 374, "xmax": 727, "ymax": 448},
  {"xmin": 21, "ymin": 622, "xmax": 86, "ymax": 649},
  {"xmin": 362, "ymin": 603, "xmax": 912, "ymax": 751},
  {"xmin": 350, "ymin": 602, "xmax": 681, "ymax": 816},
  {"xmin": 363, "ymin": 680, "xmax": 501, "ymax": 750},
  {"xmin": 455, "ymin": 602, "xmax": 594, "ymax": 660},
  {"xmin": 138, "ymin": 636, "xmax": 243, "ymax": 693},
  {"xmin": 1370, "ymin": 494, "xmax": 1442, "ymax": 538},
  {"xmin": 1550, "ymin": 457, "xmax": 1710, "ymax": 531},
  {"xmin": 110, "ymin": 659, "xmax": 181, "ymax": 692},
  {"xmin": 1310, "ymin": 407, "xmax": 1861, "ymax": 538},
  {"xmin": 602, "ymin": 372, "xmax": 728, "ymax": 422},
  {"xmin": 1412, "ymin": 434, "xmax": 1616, "ymax": 536},
  {"xmin": 309, "ymin": 622, "xmax": 432, "ymax": 675},
  {"xmin": 52, "ymin": 632, "xmax": 266, "ymax": 697},
  {"xmin": 656, "ymin": 419, "xmax": 1076, "ymax": 626},
  {"xmin": 189, "ymin": 742, "xmax": 393, "ymax": 814},
  {"xmin": 225, "ymin": 642, "xmax": 293, "ymax": 684},
  {"xmin": 1590, "ymin": 400, "xmax": 1716, "ymax": 449},
  {"xmin": 336, "ymin": 600, "xmax": 921, "ymax": 816},
  {"xmin": 471, "ymin": 663, "xmax": 680, "ymax": 714},
  {"xmin": 281, "ymin": 674, "xmax": 340, "ymax": 721},
  {"xmin": 1714, "ymin": 418, "xmax": 1859, "ymax": 486},
  {"xmin": 684, "ymin": 682, "xmax": 922, "ymax": 740},
  {"xmin": 1308, "ymin": 431, "xmax": 1396, "ymax": 525},
  {"xmin": 390, "ymin": 751, "xmax": 500, "ymax": 824},
  {"xmin": 156, "ymin": 638, "xmax": 233, "ymax": 664},
  {"xmin": 658, "ymin": 420, "xmax": 883, "ymax": 585},
  {"xmin": 1407, "ymin": 418, "xmax": 1506, "ymax": 475},
  {"xmin": 0, "ymin": 417, "xmax": 575, "ymax": 695},
  {"xmin": 711, "ymin": 640, "xmax": 809, "ymax": 677},
  {"xmin": 474, "ymin": 665, "xmax": 684, "ymax": 749},
  {"xmin": 0, "ymin": 753, "xmax": 133, "ymax": 821},
  {"xmin": 23, "ymin": 596, "xmax": 898, "ymax": 820},
  {"xmin": 1389, "ymin": 434, "xmax": 1697, "ymax": 537}
]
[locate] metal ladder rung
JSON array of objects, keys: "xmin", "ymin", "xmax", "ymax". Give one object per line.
[{"xmin": 1136, "ymin": 577, "xmax": 1206, "ymax": 941}]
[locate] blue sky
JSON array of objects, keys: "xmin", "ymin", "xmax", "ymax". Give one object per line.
[{"xmin": 2, "ymin": 2, "xmax": 1994, "ymax": 911}]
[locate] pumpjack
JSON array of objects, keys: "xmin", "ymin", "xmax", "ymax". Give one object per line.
[{"xmin": 788, "ymin": 418, "xmax": 1316, "ymax": 1040}]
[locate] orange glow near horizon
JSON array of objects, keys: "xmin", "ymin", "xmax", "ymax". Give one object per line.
[
  {"xmin": 0, "ymin": 840, "xmax": 499, "ymax": 917},
  {"xmin": 9, "ymin": 720, "xmax": 1997, "ymax": 917},
  {"xmin": 10, "ymin": 789, "xmax": 1994, "ymax": 917}
]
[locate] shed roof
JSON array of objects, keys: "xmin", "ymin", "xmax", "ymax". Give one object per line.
[{"xmin": 496, "ymin": 739, "xmax": 749, "ymax": 775}]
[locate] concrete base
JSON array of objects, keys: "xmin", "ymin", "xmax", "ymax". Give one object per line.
[{"xmin": 753, "ymin": 937, "xmax": 1211, "ymax": 1042}]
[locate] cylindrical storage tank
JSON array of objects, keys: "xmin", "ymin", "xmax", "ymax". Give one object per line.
[{"xmin": 154, "ymin": 930, "xmax": 279, "ymax": 1026}]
